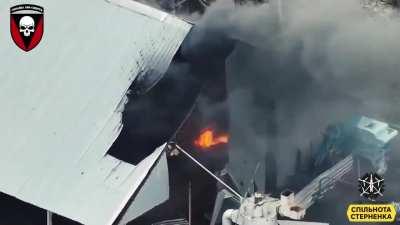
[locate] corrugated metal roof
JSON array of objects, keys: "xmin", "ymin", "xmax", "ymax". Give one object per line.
[
  {"xmin": 294, "ymin": 155, "xmax": 353, "ymax": 210},
  {"xmin": 0, "ymin": 0, "xmax": 191, "ymax": 224}
]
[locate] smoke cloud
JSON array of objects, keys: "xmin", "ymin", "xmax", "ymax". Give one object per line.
[{"xmin": 180, "ymin": 0, "xmax": 400, "ymax": 223}]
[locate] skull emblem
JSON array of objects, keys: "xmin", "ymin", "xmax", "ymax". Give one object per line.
[{"xmin": 19, "ymin": 16, "xmax": 35, "ymax": 37}]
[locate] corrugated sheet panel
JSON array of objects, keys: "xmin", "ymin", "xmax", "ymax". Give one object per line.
[
  {"xmin": 0, "ymin": 0, "xmax": 191, "ymax": 224},
  {"xmin": 294, "ymin": 155, "xmax": 353, "ymax": 210}
]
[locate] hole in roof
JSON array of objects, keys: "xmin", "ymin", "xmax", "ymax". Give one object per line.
[{"xmin": 107, "ymin": 49, "xmax": 203, "ymax": 165}]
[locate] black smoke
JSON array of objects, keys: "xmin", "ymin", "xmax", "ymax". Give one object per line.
[{"xmin": 177, "ymin": 0, "xmax": 400, "ymax": 224}]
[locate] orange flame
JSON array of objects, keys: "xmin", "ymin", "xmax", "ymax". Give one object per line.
[{"xmin": 194, "ymin": 129, "xmax": 229, "ymax": 149}]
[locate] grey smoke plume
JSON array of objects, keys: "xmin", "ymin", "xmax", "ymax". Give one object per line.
[{"xmin": 181, "ymin": 0, "xmax": 400, "ymax": 223}]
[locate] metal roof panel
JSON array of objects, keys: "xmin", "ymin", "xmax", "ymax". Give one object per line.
[{"xmin": 0, "ymin": 0, "xmax": 191, "ymax": 224}]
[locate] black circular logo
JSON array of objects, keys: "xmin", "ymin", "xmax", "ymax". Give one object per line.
[{"xmin": 358, "ymin": 173, "xmax": 384, "ymax": 200}]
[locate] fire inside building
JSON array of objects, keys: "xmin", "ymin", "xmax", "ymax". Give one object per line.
[{"xmin": 108, "ymin": 30, "xmax": 233, "ymax": 225}]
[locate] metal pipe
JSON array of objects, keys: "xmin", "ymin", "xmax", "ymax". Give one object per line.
[
  {"xmin": 47, "ymin": 211, "xmax": 53, "ymax": 225},
  {"xmin": 175, "ymin": 144, "xmax": 243, "ymax": 200}
]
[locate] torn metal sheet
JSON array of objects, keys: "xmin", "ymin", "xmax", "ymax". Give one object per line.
[
  {"xmin": 117, "ymin": 150, "xmax": 169, "ymax": 225},
  {"xmin": 0, "ymin": 0, "xmax": 191, "ymax": 224}
]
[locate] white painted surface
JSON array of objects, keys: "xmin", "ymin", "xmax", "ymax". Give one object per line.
[
  {"xmin": 0, "ymin": 0, "xmax": 191, "ymax": 224},
  {"xmin": 357, "ymin": 116, "xmax": 398, "ymax": 144}
]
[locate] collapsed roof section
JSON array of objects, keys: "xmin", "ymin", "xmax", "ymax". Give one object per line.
[{"xmin": 0, "ymin": 0, "xmax": 191, "ymax": 224}]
